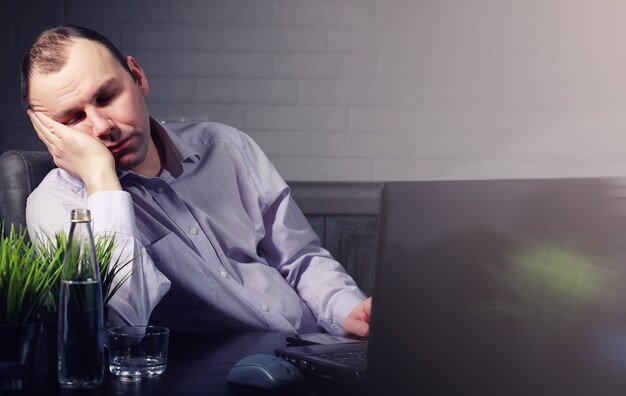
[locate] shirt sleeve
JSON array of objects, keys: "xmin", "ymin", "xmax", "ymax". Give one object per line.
[
  {"xmin": 238, "ymin": 132, "xmax": 366, "ymax": 334},
  {"xmin": 26, "ymin": 170, "xmax": 171, "ymax": 326}
]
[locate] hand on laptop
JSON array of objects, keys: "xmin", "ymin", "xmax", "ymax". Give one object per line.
[{"xmin": 343, "ymin": 297, "xmax": 371, "ymax": 337}]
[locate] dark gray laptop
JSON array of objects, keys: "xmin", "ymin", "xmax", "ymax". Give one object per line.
[{"xmin": 278, "ymin": 178, "xmax": 626, "ymax": 394}]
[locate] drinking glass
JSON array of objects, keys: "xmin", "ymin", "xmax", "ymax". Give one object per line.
[{"xmin": 106, "ymin": 326, "xmax": 169, "ymax": 381}]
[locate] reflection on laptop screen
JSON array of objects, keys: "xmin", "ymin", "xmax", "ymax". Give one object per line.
[{"xmin": 369, "ymin": 178, "xmax": 626, "ymax": 395}]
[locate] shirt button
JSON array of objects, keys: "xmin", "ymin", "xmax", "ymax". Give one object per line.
[
  {"xmin": 189, "ymin": 227, "xmax": 198, "ymax": 235},
  {"xmin": 260, "ymin": 304, "xmax": 269, "ymax": 312},
  {"xmin": 156, "ymin": 185, "xmax": 164, "ymax": 193},
  {"xmin": 219, "ymin": 271, "xmax": 228, "ymax": 278}
]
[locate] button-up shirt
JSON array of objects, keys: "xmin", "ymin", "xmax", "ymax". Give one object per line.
[{"xmin": 26, "ymin": 119, "xmax": 365, "ymax": 333}]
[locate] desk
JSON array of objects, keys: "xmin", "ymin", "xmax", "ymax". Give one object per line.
[{"xmin": 24, "ymin": 331, "xmax": 360, "ymax": 396}]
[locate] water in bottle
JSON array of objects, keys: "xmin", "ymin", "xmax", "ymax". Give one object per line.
[{"xmin": 58, "ymin": 208, "xmax": 104, "ymax": 388}]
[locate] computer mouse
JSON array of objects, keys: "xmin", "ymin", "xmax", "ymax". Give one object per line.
[{"xmin": 227, "ymin": 354, "xmax": 304, "ymax": 390}]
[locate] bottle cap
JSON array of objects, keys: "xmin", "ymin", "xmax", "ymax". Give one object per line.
[{"xmin": 70, "ymin": 208, "xmax": 91, "ymax": 222}]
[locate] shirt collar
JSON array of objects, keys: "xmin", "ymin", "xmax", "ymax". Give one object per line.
[{"xmin": 118, "ymin": 117, "xmax": 200, "ymax": 179}]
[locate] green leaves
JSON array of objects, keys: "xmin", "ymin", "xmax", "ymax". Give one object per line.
[
  {"xmin": 38, "ymin": 230, "xmax": 137, "ymax": 311},
  {"xmin": 38, "ymin": 231, "xmax": 67, "ymax": 311},
  {"xmin": 0, "ymin": 224, "xmax": 62, "ymax": 325},
  {"xmin": 0, "ymin": 225, "xmax": 138, "ymax": 324}
]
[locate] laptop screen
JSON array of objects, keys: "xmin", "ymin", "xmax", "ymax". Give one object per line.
[{"xmin": 369, "ymin": 178, "xmax": 626, "ymax": 394}]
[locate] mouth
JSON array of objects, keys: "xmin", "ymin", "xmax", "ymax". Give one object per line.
[{"xmin": 108, "ymin": 135, "xmax": 136, "ymax": 155}]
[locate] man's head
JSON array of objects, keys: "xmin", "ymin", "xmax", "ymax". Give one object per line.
[
  {"xmin": 21, "ymin": 25, "xmax": 133, "ymax": 109},
  {"xmin": 22, "ymin": 25, "xmax": 156, "ymax": 173}
]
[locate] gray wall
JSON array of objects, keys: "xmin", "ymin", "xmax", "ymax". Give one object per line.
[{"xmin": 2, "ymin": 1, "xmax": 626, "ymax": 181}]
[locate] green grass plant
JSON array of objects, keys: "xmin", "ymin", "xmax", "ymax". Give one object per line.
[
  {"xmin": 0, "ymin": 224, "xmax": 61, "ymax": 325},
  {"xmin": 38, "ymin": 231, "xmax": 135, "ymax": 311}
]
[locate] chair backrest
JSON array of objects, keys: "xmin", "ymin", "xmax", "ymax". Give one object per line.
[{"xmin": 0, "ymin": 150, "xmax": 55, "ymax": 235}]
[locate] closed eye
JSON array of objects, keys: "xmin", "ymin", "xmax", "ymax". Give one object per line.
[
  {"xmin": 96, "ymin": 92, "xmax": 115, "ymax": 106},
  {"xmin": 64, "ymin": 111, "xmax": 86, "ymax": 126}
]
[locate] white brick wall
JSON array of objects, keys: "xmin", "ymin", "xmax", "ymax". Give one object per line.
[
  {"xmin": 4, "ymin": 1, "xmax": 626, "ymax": 181},
  {"xmin": 147, "ymin": 77, "xmax": 196, "ymax": 102},
  {"xmin": 328, "ymin": 27, "xmax": 381, "ymax": 52},
  {"xmin": 2, "ymin": 2, "xmax": 63, "ymax": 21},
  {"xmin": 311, "ymin": 133, "xmax": 414, "ymax": 158},
  {"xmin": 131, "ymin": 51, "xmax": 172, "ymax": 76},
  {"xmin": 273, "ymin": 157, "xmax": 374, "ymax": 181},
  {"xmin": 174, "ymin": 52, "xmax": 273, "ymax": 77},
  {"xmin": 197, "ymin": 79, "xmax": 298, "ymax": 104},
  {"xmin": 299, "ymin": 79, "xmax": 403, "ymax": 106},
  {"xmin": 246, "ymin": 130, "xmax": 311, "ymax": 158},
  {"xmin": 274, "ymin": 53, "xmax": 377, "ymax": 79},
  {"xmin": 65, "ymin": 0, "xmax": 170, "ymax": 22},
  {"xmin": 244, "ymin": 106, "xmax": 348, "ymax": 131},
  {"xmin": 171, "ymin": 0, "xmax": 274, "ymax": 24},
  {"xmin": 121, "ymin": 24, "xmax": 328, "ymax": 51},
  {"xmin": 273, "ymin": 0, "xmax": 377, "ymax": 26}
]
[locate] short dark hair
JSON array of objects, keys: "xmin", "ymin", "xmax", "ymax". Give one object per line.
[{"xmin": 21, "ymin": 24, "xmax": 133, "ymax": 108}]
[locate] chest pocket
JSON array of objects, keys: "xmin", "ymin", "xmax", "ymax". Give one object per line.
[{"xmin": 145, "ymin": 232, "xmax": 219, "ymax": 310}]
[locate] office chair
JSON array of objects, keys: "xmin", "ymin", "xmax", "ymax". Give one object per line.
[{"xmin": 0, "ymin": 150, "xmax": 55, "ymax": 236}]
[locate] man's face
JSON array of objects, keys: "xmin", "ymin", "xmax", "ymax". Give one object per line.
[{"xmin": 28, "ymin": 38, "xmax": 152, "ymax": 171}]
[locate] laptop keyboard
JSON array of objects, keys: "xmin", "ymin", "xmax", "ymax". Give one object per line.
[{"xmin": 316, "ymin": 350, "xmax": 367, "ymax": 370}]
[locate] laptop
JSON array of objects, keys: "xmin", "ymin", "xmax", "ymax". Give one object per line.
[{"xmin": 277, "ymin": 178, "xmax": 626, "ymax": 394}]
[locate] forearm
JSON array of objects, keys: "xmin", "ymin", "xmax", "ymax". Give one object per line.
[
  {"xmin": 88, "ymin": 191, "xmax": 170, "ymax": 326},
  {"xmin": 288, "ymin": 249, "xmax": 366, "ymax": 333}
]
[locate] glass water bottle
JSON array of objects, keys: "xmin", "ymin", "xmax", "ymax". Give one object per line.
[{"xmin": 58, "ymin": 208, "xmax": 105, "ymax": 388}]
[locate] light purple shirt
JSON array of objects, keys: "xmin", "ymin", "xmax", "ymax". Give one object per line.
[{"xmin": 26, "ymin": 119, "xmax": 365, "ymax": 333}]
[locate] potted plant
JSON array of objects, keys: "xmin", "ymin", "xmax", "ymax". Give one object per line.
[{"xmin": 0, "ymin": 224, "xmax": 61, "ymax": 373}]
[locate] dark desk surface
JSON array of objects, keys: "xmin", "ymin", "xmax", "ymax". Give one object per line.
[{"xmin": 22, "ymin": 331, "xmax": 361, "ymax": 396}]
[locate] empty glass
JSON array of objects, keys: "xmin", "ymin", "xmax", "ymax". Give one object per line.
[{"xmin": 106, "ymin": 326, "xmax": 169, "ymax": 381}]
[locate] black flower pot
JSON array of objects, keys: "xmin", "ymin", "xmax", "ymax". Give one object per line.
[
  {"xmin": 0, "ymin": 322, "xmax": 39, "ymax": 364},
  {"xmin": 0, "ymin": 321, "xmax": 40, "ymax": 386}
]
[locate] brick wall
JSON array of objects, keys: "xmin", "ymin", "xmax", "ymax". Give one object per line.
[{"xmin": 3, "ymin": 1, "xmax": 626, "ymax": 181}]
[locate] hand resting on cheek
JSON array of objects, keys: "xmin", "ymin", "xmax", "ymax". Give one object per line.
[{"xmin": 26, "ymin": 110, "xmax": 121, "ymax": 195}]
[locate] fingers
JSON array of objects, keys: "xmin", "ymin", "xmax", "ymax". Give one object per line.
[
  {"xmin": 361, "ymin": 297, "xmax": 372, "ymax": 321},
  {"xmin": 27, "ymin": 110, "xmax": 54, "ymax": 153},
  {"xmin": 343, "ymin": 316, "xmax": 370, "ymax": 337},
  {"xmin": 27, "ymin": 109, "xmax": 58, "ymax": 148},
  {"xmin": 342, "ymin": 298, "xmax": 373, "ymax": 337},
  {"xmin": 31, "ymin": 110, "xmax": 62, "ymax": 137},
  {"xmin": 356, "ymin": 321, "xmax": 369, "ymax": 337}
]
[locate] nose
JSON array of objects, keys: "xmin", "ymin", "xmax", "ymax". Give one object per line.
[{"xmin": 87, "ymin": 107, "xmax": 114, "ymax": 139}]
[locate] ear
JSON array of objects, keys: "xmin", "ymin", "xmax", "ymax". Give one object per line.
[{"xmin": 125, "ymin": 56, "xmax": 149, "ymax": 96}]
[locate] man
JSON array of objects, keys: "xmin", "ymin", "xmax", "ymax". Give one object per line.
[{"xmin": 23, "ymin": 25, "xmax": 371, "ymax": 336}]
